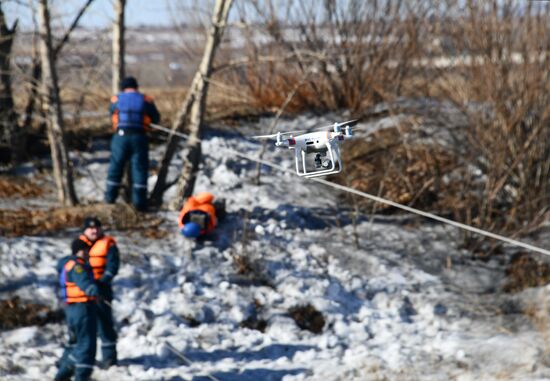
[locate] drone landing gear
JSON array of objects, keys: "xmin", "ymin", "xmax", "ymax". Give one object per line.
[{"xmin": 295, "ymin": 143, "xmax": 343, "ymax": 178}]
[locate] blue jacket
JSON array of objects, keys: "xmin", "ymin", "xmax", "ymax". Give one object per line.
[
  {"xmin": 100, "ymin": 244, "xmax": 119, "ymax": 283},
  {"xmin": 110, "ymin": 90, "xmax": 160, "ymax": 130}
]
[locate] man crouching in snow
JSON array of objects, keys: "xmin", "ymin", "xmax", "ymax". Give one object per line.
[
  {"xmin": 55, "ymin": 240, "xmax": 98, "ymax": 381},
  {"xmin": 178, "ymin": 192, "xmax": 225, "ymax": 239}
]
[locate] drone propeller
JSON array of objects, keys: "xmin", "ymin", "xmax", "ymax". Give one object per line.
[
  {"xmin": 252, "ymin": 129, "xmax": 306, "ymax": 139},
  {"xmin": 311, "ymin": 119, "xmax": 359, "ymax": 132},
  {"xmin": 298, "ymin": 119, "xmax": 361, "ymax": 133}
]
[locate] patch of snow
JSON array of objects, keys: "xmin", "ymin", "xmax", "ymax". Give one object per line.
[{"xmin": 0, "ymin": 118, "xmax": 549, "ymax": 381}]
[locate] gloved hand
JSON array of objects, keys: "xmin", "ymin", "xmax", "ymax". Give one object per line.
[
  {"xmin": 86, "ymin": 284, "xmax": 99, "ymax": 298},
  {"xmin": 99, "ymin": 273, "xmax": 113, "ymax": 284}
]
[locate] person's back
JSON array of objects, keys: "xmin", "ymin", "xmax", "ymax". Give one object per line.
[
  {"xmin": 178, "ymin": 192, "xmax": 218, "ymax": 238},
  {"xmin": 105, "ymin": 76, "xmax": 160, "ymax": 211},
  {"xmin": 56, "ymin": 256, "xmax": 96, "ymax": 302}
]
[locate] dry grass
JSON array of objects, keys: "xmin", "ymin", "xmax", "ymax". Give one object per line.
[
  {"xmin": 335, "ymin": 125, "xmax": 458, "ymax": 212},
  {"xmin": 0, "ymin": 296, "xmax": 63, "ymax": 330},
  {"xmin": 0, "ymin": 176, "xmax": 49, "ymax": 198},
  {"xmin": 0, "ymin": 203, "xmax": 163, "ymax": 237},
  {"xmin": 288, "ymin": 304, "xmax": 325, "ymax": 334},
  {"xmin": 523, "ymin": 293, "xmax": 550, "ymax": 362},
  {"xmin": 429, "ymin": 1, "xmax": 550, "ymax": 247},
  {"xmin": 503, "ymin": 253, "xmax": 550, "ymax": 293}
]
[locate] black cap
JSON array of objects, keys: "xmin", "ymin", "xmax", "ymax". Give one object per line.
[
  {"xmin": 83, "ymin": 216, "xmax": 101, "ymax": 230},
  {"xmin": 120, "ymin": 76, "xmax": 138, "ymax": 90},
  {"xmin": 71, "ymin": 239, "xmax": 89, "ymax": 256}
]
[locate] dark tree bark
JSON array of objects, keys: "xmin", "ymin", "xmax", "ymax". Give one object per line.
[{"xmin": 0, "ymin": 3, "xmax": 19, "ymax": 167}]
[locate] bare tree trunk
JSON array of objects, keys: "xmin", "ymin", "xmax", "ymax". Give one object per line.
[
  {"xmin": 112, "ymin": 0, "xmax": 125, "ymax": 94},
  {"xmin": 169, "ymin": 0, "xmax": 233, "ymax": 210},
  {"xmin": 23, "ymin": 0, "xmax": 94, "ymax": 140},
  {"xmin": 22, "ymin": 59, "xmax": 40, "ymax": 132},
  {"xmin": 111, "ymin": 0, "xmax": 131, "ymax": 202},
  {"xmin": 148, "ymin": 73, "xmax": 200, "ymax": 207},
  {"xmin": 38, "ymin": 0, "xmax": 78, "ymax": 205},
  {"xmin": 0, "ymin": 4, "xmax": 19, "ymax": 167}
]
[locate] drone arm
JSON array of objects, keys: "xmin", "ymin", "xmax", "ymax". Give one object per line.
[{"xmin": 276, "ymin": 137, "xmax": 296, "ymax": 149}]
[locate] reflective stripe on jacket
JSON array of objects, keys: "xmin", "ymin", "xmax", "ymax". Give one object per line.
[
  {"xmin": 178, "ymin": 192, "xmax": 217, "ymax": 234},
  {"xmin": 59, "ymin": 258, "xmax": 96, "ymax": 304},
  {"xmin": 80, "ymin": 235, "xmax": 116, "ymax": 280}
]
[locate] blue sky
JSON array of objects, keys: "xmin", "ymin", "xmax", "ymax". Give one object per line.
[{"xmin": 4, "ymin": 0, "xmax": 203, "ymax": 30}]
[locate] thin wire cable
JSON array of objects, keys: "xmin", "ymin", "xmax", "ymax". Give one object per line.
[
  {"xmin": 102, "ymin": 300, "xmax": 221, "ymax": 381},
  {"xmin": 149, "ymin": 123, "xmax": 550, "ymax": 257},
  {"xmin": 164, "ymin": 341, "xmax": 221, "ymax": 381},
  {"xmin": 29, "ymin": 111, "xmax": 546, "ymax": 256}
]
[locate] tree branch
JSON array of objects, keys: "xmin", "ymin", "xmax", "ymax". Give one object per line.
[{"xmin": 53, "ymin": 0, "xmax": 95, "ymax": 59}]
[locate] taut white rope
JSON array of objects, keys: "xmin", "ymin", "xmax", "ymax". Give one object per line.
[{"xmin": 149, "ymin": 123, "xmax": 550, "ymax": 257}]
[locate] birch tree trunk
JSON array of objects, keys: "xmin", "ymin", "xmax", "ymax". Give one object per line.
[
  {"xmin": 111, "ymin": 0, "xmax": 132, "ymax": 201},
  {"xmin": 38, "ymin": 0, "xmax": 78, "ymax": 205},
  {"xmin": 112, "ymin": 0, "xmax": 125, "ymax": 94},
  {"xmin": 23, "ymin": 0, "xmax": 94, "ymax": 134},
  {"xmin": 148, "ymin": 73, "xmax": 200, "ymax": 207},
  {"xmin": 169, "ymin": 0, "xmax": 233, "ymax": 210},
  {"xmin": 0, "ymin": 4, "xmax": 19, "ymax": 167}
]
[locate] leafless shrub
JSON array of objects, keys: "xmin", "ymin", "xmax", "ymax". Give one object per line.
[
  {"xmin": 523, "ymin": 293, "xmax": 550, "ymax": 361},
  {"xmin": 432, "ymin": 0, "xmax": 550, "ymax": 249},
  {"xmin": 328, "ymin": 1, "xmax": 550, "ymax": 255},
  {"xmin": 0, "ymin": 296, "xmax": 63, "ymax": 330},
  {"xmin": 337, "ymin": 125, "xmax": 458, "ymax": 212},
  {"xmin": 0, "ymin": 202, "xmax": 159, "ymax": 237},
  {"xmin": 503, "ymin": 253, "xmax": 550, "ymax": 292},
  {"xmin": 288, "ymin": 303, "xmax": 325, "ymax": 334},
  {"xmin": 240, "ymin": 299, "xmax": 267, "ymax": 332},
  {"xmin": 221, "ymin": 0, "xmax": 430, "ymax": 113}
]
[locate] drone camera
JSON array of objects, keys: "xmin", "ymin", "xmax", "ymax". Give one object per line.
[{"xmin": 314, "ymin": 153, "xmax": 322, "ymax": 168}]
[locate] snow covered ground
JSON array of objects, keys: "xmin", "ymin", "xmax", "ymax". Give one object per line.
[{"xmin": 1, "ymin": 115, "xmax": 549, "ymax": 380}]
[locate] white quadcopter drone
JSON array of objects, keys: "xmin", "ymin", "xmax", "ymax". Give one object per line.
[{"xmin": 253, "ymin": 119, "xmax": 359, "ymax": 178}]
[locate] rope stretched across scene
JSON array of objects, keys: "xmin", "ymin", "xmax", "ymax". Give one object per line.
[{"xmin": 149, "ymin": 123, "xmax": 550, "ymax": 257}]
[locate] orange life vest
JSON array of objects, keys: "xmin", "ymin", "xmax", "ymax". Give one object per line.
[
  {"xmin": 178, "ymin": 192, "xmax": 217, "ymax": 234},
  {"xmin": 60, "ymin": 258, "xmax": 96, "ymax": 304},
  {"xmin": 80, "ymin": 235, "xmax": 116, "ymax": 280}
]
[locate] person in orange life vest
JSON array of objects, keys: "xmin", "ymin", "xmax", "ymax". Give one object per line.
[
  {"xmin": 55, "ymin": 240, "xmax": 98, "ymax": 381},
  {"xmin": 105, "ymin": 76, "xmax": 160, "ymax": 211},
  {"xmin": 75, "ymin": 216, "xmax": 119, "ymax": 368},
  {"xmin": 178, "ymin": 192, "xmax": 219, "ymax": 238}
]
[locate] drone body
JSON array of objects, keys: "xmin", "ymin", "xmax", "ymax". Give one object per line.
[{"xmin": 254, "ymin": 120, "xmax": 357, "ymax": 178}]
